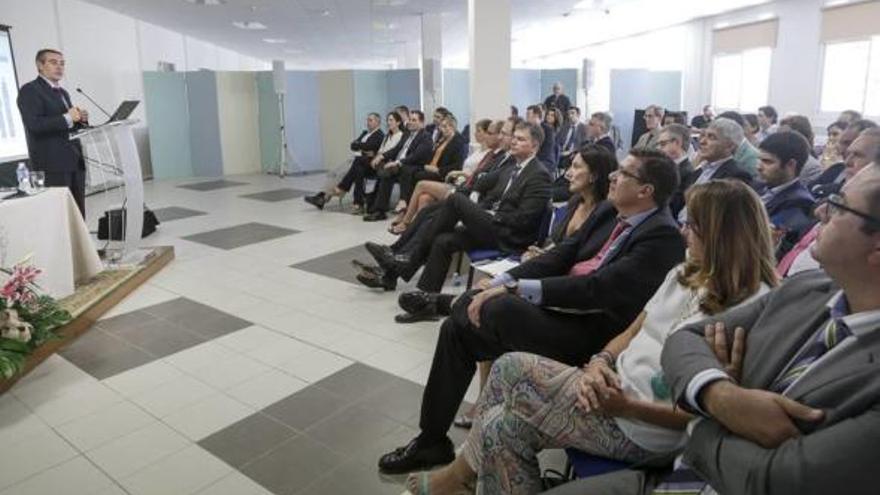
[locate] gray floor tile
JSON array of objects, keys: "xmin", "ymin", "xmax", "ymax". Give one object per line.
[
  {"xmin": 305, "ymin": 405, "xmax": 400, "ymax": 456},
  {"xmin": 317, "ymin": 363, "xmax": 400, "ymax": 402},
  {"xmin": 141, "ymin": 297, "xmax": 216, "ymax": 320},
  {"xmin": 96, "ymin": 310, "xmax": 162, "ymax": 334},
  {"xmin": 183, "ymin": 313, "xmax": 252, "ymax": 340},
  {"xmin": 239, "ymin": 435, "xmax": 342, "ymax": 495},
  {"xmin": 114, "ymin": 320, "xmax": 206, "ymax": 357},
  {"xmin": 152, "ymin": 206, "xmax": 207, "ymax": 222},
  {"xmin": 60, "ymin": 329, "xmax": 132, "ymax": 365},
  {"xmin": 356, "ymin": 377, "xmax": 424, "ymax": 424},
  {"xmin": 262, "ymin": 386, "xmax": 350, "ymax": 431},
  {"xmin": 290, "ymin": 245, "xmax": 373, "ymax": 286},
  {"xmin": 299, "ymin": 460, "xmax": 403, "ymax": 495},
  {"xmin": 178, "ymin": 179, "xmax": 248, "ymax": 191},
  {"xmin": 71, "ymin": 344, "xmax": 156, "ymax": 380},
  {"xmin": 239, "ymin": 188, "xmax": 309, "ymax": 203},
  {"xmin": 182, "ymin": 223, "xmax": 300, "ymax": 250},
  {"xmin": 199, "ymin": 413, "xmax": 297, "ymax": 469},
  {"xmin": 346, "ymin": 423, "xmax": 420, "ymax": 474}
]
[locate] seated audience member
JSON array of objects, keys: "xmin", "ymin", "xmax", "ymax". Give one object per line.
[
  {"xmin": 718, "ymin": 111, "xmax": 759, "ymax": 177},
  {"xmin": 527, "ymin": 104, "xmax": 557, "ymax": 171},
  {"xmin": 394, "ymin": 104, "xmax": 410, "ymax": 123},
  {"xmin": 678, "ymin": 118, "xmax": 753, "ymax": 221},
  {"xmin": 588, "ymin": 112, "xmax": 616, "ymax": 155},
  {"xmin": 663, "ymin": 111, "xmax": 686, "ymax": 126},
  {"xmin": 369, "ymin": 111, "xmax": 405, "ymax": 172},
  {"xmin": 810, "ymin": 119, "xmax": 877, "ymax": 198},
  {"xmin": 551, "ymin": 163, "xmax": 880, "ymax": 495},
  {"xmin": 367, "ymin": 122, "xmax": 551, "ymax": 294},
  {"xmin": 743, "ymin": 113, "xmax": 760, "ymax": 146},
  {"xmin": 304, "ymin": 112, "xmax": 384, "ymax": 213},
  {"xmin": 635, "ymin": 105, "xmax": 664, "ymax": 149},
  {"xmin": 690, "ymin": 104, "xmax": 714, "ymax": 129},
  {"xmin": 779, "ymin": 114, "xmax": 823, "ymax": 184},
  {"xmin": 377, "ymin": 148, "xmax": 685, "ymax": 474},
  {"xmin": 756, "ymin": 104, "xmax": 779, "ymax": 142},
  {"xmin": 405, "ymin": 179, "xmax": 778, "ymax": 495},
  {"xmin": 658, "ymin": 123, "xmax": 695, "ymax": 218},
  {"xmin": 425, "ymin": 106, "xmax": 451, "ymax": 143},
  {"xmin": 756, "ymin": 131, "xmax": 817, "ymax": 258},
  {"xmin": 820, "ymin": 120, "xmax": 846, "ymax": 169},
  {"xmin": 837, "ymin": 109, "xmax": 862, "ymax": 125},
  {"xmin": 558, "ymin": 107, "xmax": 588, "ymax": 165},
  {"xmin": 387, "ymin": 120, "xmax": 508, "ymax": 233},
  {"xmin": 523, "ymin": 144, "xmax": 618, "ymax": 261},
  {"xmin": 460, "ymin": 119, "xmax": 492, "ymax": 175},
  {"xmin": 396, "ymin": 115, "xmax": 466, "ymax": 210},
  {"xmin": 363, "ymin": 110, "xmax": 434, "ymax": 219}
]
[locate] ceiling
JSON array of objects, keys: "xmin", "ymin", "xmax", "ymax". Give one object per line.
[{"xmin": 81, "ymin": 0, "xmax": 772, "ymax": 69}]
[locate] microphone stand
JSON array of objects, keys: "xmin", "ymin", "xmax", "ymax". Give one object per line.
[{"xmin": 75, "ymin": 87, "xmax": 112, "ymax": 121}]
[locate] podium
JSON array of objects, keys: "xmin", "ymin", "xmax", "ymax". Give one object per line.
[{"xmin": 71, "ymin": 119, "xmax": 144, "ymax": 262}]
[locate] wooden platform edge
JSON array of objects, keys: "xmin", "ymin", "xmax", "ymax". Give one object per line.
[{"xmin": 0, "ymin": 246, "xmax": 175, "ymax": 395}]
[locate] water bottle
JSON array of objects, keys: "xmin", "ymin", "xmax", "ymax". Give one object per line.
[{"xmin": 16, "ymin": 163, "xmax": 30, "ymax": 192}]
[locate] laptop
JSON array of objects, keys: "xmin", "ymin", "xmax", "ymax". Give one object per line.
[{"xmin": 105, "ymin": 100, "xmax": 139, "ymax": 124}]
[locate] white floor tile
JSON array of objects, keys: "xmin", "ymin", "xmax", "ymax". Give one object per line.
[
  {"xmin": 187, "ymin": 354, "xmax": 272, "ymax": 390},
  {"xmin": 56, "ymin": 401, "xmax": 155, "ymax": 451},
  {"xmin": 102, "ymin": 360, "xmax": 185, "ymax": 398},
  {"xmin": 322, "ymin": 332, "xmax": 393, "ymax": 361},
  {"xmin": 121, "ymin": 445, "xmax": 230, "ymax": 495},
  {"xmin": 11, "ymin": 355, "xmax": 95, "ymax": 407},
  {"xmin": 29, "ymin": 381, "xmax": 124, "ymax": 427},
  {"xmin": 244, "ymin": 337, "xmax": 314, "ymax": 368},
  {"xmin": 213, "ymin": 325, "xmax": 292, "ymax": 353},
  {"xmin": 100, "ymin": 284, "xmax": 179, "ymax": 320},
  {"xmin": 85, "ymin": 422, "xmax": 189, "ymax": 479},
  {"xmin": 163, "ymin": 342, "xmax": 236, "ymax": 374},
  {"xmin": 0, "ymin": 456, "xmax": 116, "ymax": 495},
  {"xmin": 0, "ymin": 395, "xmax": 53, "ymax": 447},
  {"xmin": 274, "ymin": 348, "xmax": 353, "ymax": 383},
  {"xmin": 130, "ymin": 376, "xmax": 216, "ymax": 418},
  {"xmin": 225, "ymin": 369, "xmax": 307, "ymax": 409},
  {"xmin": 0, "ymin": 429, "xmax": 79, "ymax": 490},
  {"xmin": 195, "ymin": 471, "xmax": 272, "ymax": 495},
  {"xmin": 360, "ymin": 342, "xmax": 432, "ymax": 377},
  {"xmin": 162, "ymin": 393, "xmax": 255, "ymax": 441}
]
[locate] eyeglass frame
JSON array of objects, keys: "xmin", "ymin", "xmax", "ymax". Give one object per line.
[
  {"xmin": 610, "ymin": 167, "xmax": 646, "ymax": 183},
  {"xmin": 820, "ymin": 194, "xmax": 880, "ymax": 227}
]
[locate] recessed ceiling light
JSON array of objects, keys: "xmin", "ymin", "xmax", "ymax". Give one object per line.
[
  {"xmin": 233, "ymin": 21, "xmax": 267, "ymax": 30},
  {"xmin": 263, "ymin": 38, "xmax": 288, "ymax": 44},
  {"xmin": 185, "ymin": 0, "xmax": 225, "ymax": 5}
]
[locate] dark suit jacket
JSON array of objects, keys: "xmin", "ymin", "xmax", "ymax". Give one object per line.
[
  {"xmin": 507, "ymin": 203, "xmax": 686, "ymax": 328},
  {"xmin": 763, "ymin": 180, "xmax": 818, "ymax": 259},
  {"xmin": 809, "ymin": 162, "xmax": 845, "ymax": 199},
  {"xmin": 670, "ymin": 158, "xmax": 694, "ymax": 217},
  {"xmin": 473, "ymin": 157, "xmax": 552, "ymax": 250},
  {"xmin": 537, "ymin": 122, "xmax": 558, "ymax": 171},
  {"xmin": 594, "ymin": 135, "xmax": 616, "ymax": 155},
  {"xmin": 17, "ymin": 77, "xmax": 86, "ymax": 173},
  {"xmin": 467, "ymin": 150, "xmax": 513, "ymax": 196},
  {"xmin": 662, "ymin": 270, "xmax": 880, "ymax": 495},
  {"xmin": 382, "ymin": 129, "xmax": 433, "ymax": 168},
  {"xmin": 680, "ymin": 158, "xmax": 753, "ymax": 193},
  {"xmin": 543, "ymin": 93, "xmax": 572, "ymax": 115},
  {"xmin": 431, "ymin": 133, "xmax": 466, "ymax": 178},
  {"xmin": 690, "ymin": 115, "xmax": 711, "ymax": 129},
  {"xmin": 557, "ymin": 122, "xmax": 588, "ymax": 153},
  {"xmin": 350, "ymin": 128, "xmax": 384, "ymax": 160}
]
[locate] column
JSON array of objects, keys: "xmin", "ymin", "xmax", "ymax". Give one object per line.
[
  {"xmin": 421, "ymin": 13, "xmax": 443, "ymax": 114},
  {"xmin": 469, "ymin": 0, "xmax": 511, "ymax": 125}
]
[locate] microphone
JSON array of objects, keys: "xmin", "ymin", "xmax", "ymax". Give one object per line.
[{"xmin": 75, "ymin": 87, "xmax": 112, "ymax": 118}]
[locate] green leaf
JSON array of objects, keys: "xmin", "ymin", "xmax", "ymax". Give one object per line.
[{"xmin": 0, "ymin": 338, "xmax": 29, "ymax": 354}]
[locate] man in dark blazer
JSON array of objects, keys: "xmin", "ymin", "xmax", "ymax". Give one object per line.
[
  {"xmin": 557, "ymin": 107, "xmax": 589, "ymax": 167},
  {"xmin": 527, "ymin": 105, "xmax": 557, "ymax": 172},
  {"xmin": 396, "ymin": 116, "xmax": 465, "ymax": 206},
  {"xmin": 810, "ymin": 121, "xmax": 878, "ymax": 199},
  {"xmin": 543, "ymin": 81, "xmax": 572, "ymax": 116},
  {"xmin": 17, "ymin": 49, "xmax": 89, "ymax": 216},
  {"xmin": 377, "ymin": 149, "xmax": 685, "ymax": 474},
  {"xmin": 690, "ymin": 104, "xmax": 714, "ymax": 129},
  {"xmin": 423, "ymin": 106, "xmax": 450, "ymax": 144},
  {"xmin": 372, "ymin": 121, "xmax": 551, "ymax": 295},
  {"xmin": 365, "ymin": 110, "xmax": 434, "ymax": 220},
  {"xmin": 587, "ymin": 111, "xmax": 617, "ymax": 155},
  {"xmin": 658, "ymin": 123, "xmax": 694, "ymax": 217},
  {"xmin": 549, "ymin": 163, "xmax": 880, "ymax": 495}
]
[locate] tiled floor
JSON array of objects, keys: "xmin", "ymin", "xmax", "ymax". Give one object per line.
[
  {"xmin": 1, "ymin": 173, "xmax": 491, "ymax": 495},
  {"xmin": 240, "ymin": 188, "xmax": 310, "ymax": 203},
  {"xmin": 152, "ymin": 206, "xmax": 207, "ymax": 222}
]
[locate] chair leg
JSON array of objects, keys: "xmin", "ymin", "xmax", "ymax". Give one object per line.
[{"xmin": 466, "ymin": 265, "xmax": 475, "ymax": 290}]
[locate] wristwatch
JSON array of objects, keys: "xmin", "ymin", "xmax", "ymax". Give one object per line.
[{"xmin": 503, "ymin": 280, "xmax": 519, "ymax": 295}]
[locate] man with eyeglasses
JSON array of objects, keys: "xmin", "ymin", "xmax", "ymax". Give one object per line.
[
  {"xmin": 546, "ymin": 162, "xmax": 880, "ymax": 495},
  {"xmin": 378, "ymin": 149, "xmax": 685, "ymax": 474},
  {"xmin": 634, "ymin": 105, "xmax": 665, "ymax": 150},
  {"xmin": 657, "ymin": 123, "xmax": 695, "ymax": 217}
]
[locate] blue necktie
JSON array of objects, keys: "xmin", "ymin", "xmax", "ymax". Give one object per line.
[{"xmin": 770, "ymin": 317, "xmax": 851, "ymax": 394}]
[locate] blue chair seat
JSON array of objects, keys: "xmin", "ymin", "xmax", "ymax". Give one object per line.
[
  {"xmin": 564, "ymin": 448, "xmax": 630, "ymax": 479},
  {"xmin": 467, "ymin": 249, "xmax": 504, "ymax": 263}
]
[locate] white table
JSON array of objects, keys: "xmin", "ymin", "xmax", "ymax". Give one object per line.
[{"xmin": 0, "ymin": 187, "xmax": 103, "ymax": 298}]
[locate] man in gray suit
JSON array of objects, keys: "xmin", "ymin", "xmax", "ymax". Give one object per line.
[{"xmin": 545, "ymin": 163, "xmax": 880, "ymax": 494}]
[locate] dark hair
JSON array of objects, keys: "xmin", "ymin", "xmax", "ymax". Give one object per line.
[
  {"xmin": 840, "ymin": 109, "xmax": 863, "ymax": 123},
  {"xmin": 475, "ymin": 118, "xmax": 492, "ymax": 133},
  {"xmin": 368, "ymin": 112, "xmax": 381, "ymax": 121},
  {"xmin": 665, "ymin": 112, "xmax": 686, "ymax": 125},
  {"xmin": 434, "ymin": 106, "xmax": 450, "ymax": 117},
  {"xmin": 411, "ymin": 110, "xmax": 425, "ymax": 122},
  {"xmin": 827, "ymin": 120, "xmax": 847, "ymax": 134},
  {"xmin": 386, "ymin": 111, "xmax": 403, "ymax": 127},
  {"xmin": 545, "ymin": 107, "xmax": 563, "ymax": 130},
  {"xmin": 758, "ymin": 105, "xmax": 778, "ymax": 124},
  {"xmin": 395, "ymin": 105, "xmax": 410, "ymax": 114},
  {"xmin": 515, "ymin": 121, "xmax": 545, "ymax": 148},
  {"xmin": 661, "ymin": 123, "xmax": 690, "ymax": 148},
  {"xmin": 743, "ymin": 113, "xmax": 759, "ymax": 131},
  {"xmin": 510, "ymin": 105, "xmax": 519, "ymax": 117},
  {"xmin": 850, "ymin": 119, "xmax": 878, "ymax": 134},
  {"xmin": 718, "ymin": 110, "xmax": 745, "ymax": 128},
  {"xmin": 628, "ymin": 148, "xmax": 679, "ymax": 207},
  {"xmin": 35, "ymin": 49, "xmax": 62, "ymax": 63},
  {"xmin": 577, "ymin": 144, "xmax": 617, "ymax": 202},
  {"xmin": 758, "ymin": 131, "xmax": 810, "ymax": 175},
  {"xmin": 570, "ymin": 106, "xmax": 581, "ymax": 115},
  {"xmin": 780, "ymin": 115, "xmax": 815, "ymax": 145},
  {"xmin": 527, "ymin": 104, "xmax": 544, "ymax": 119}
]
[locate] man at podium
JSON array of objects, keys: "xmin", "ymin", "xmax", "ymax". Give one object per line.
[{"xmin": 17, "ymin": 49, "xmax": 89, "ymax": 216}]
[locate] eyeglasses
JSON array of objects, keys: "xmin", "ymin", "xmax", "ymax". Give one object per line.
[
  {"xmin": 655, "ymin": 138, "xmax": 675, "ymax": 147},
  {"xmin": 611, "ymin": 168, "xmax": 645, "ymax": 183},
  {"xmin": 820, "ymin": 194, "xmax": 880, "ymax": 226}
]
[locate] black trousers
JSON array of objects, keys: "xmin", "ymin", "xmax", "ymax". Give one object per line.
[
  {"xmin": 419, "ymin": 290, "xmax": 618, "ymax": 443},
  {"xmin": 369, "ymin": 167, "xmax": 400, "ymax": 214},
  {"xmin": 337, "ymin": 157, "xmax": 375, "ymax": 206},
  {"xmin": 408, "ymin": 193, "xmax": 500, "ymax": 292},
  {"xmin": 399, "ymin": 166, "xmax": 442, "ymax": 203},
  {"xmin": 46, "ymin": 169, "xmax": 85, "ymax": 217},
  {"xmin": 390, "ymin": 202, "xmax": 443, "ymax": 256}
]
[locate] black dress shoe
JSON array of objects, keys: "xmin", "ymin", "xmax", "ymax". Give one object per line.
[
  {"xmin": 363, "ymin": 211, "xmax": 388, "ymax": 222},
  {"xmin": 366, "ymin": 242, "xmax": 410, "ymax": 275},
  {"xmin": 378, "ymin": 437, "xmax": 455, "ymax": 474},
  {"xmin": 394, "ymin": 310, "xmax": 441, "ymax": 324},
  {"xmin": 304, "ymin": 193, "xmax": 326, "ymax": 210},
  {"xmin": 365, "ymin": 241, "xmax": 393, "ymax": 264},
  {"xmin": 356, "ymin": 271, "xmax": 397, "ymax": 291},
  {"xmin": 351, "ymin": 259, "xmax": 383, "ymax": 278},
  {"xmin": 398, "ymin": 291, "xmax": 454, "ymax": 316}
]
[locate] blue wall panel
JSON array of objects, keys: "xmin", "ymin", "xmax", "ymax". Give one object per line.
[
  {"xmin": 256, "ymin": 72, "xmax": 282, "ymax": 173},
  {"xmin": 185, "ymin": 71, "xmax": 224, "ymax": 177},
  {"xmin": 286, "ymin": 71, "xmax": 324, "ymax": 172},
  {"xmin": 443, "ymin": 69, "xmax": 470, "ymax": 128},
  {"xmin": 353, "ymin": 70, "xmax": 388, "ymax": 136},
  {"xmin": 609, "ymin": 69, "xmax": 682, "ymax": 150},
  {"xmin": 510, "ymin": 69, "xmax": 541, "ymax": 116},
  {"xmin": 142, "ymin": 72, "xmax": 192, "ymax": 179},
  {"xmin": 386, "ymin": 69, "xmax": 420, "ymax": 110},
  {"xmin": 540, "ymin": 69, "xmax": 579, "ymax": 110}
]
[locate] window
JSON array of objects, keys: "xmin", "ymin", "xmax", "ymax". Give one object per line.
[
  {"xmin": 711, "ymin": 47, "xmax": 772, "ymax": 112},
  {"xmin": 820, "ymin": 37, "xmax": 880, "ymax": 116}
]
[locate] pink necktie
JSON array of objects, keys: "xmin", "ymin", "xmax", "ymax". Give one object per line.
[{"xmin": 777, "ymin": 224, "xmax": 820, "ymax": 277}]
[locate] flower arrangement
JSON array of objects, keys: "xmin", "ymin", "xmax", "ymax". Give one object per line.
[{"xmin": 0, "ymin": 261, "xmax": 71, "ymax": 379}]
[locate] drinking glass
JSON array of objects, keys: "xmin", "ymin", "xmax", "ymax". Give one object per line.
[{"xmin": 30, "ymin": 171, "xmax": 46, "ymax": 191}]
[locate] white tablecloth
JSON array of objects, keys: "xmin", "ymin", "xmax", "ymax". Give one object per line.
[{"xmin": 0, "ymin": 187, "xmax": 103, "ymax": 298}]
